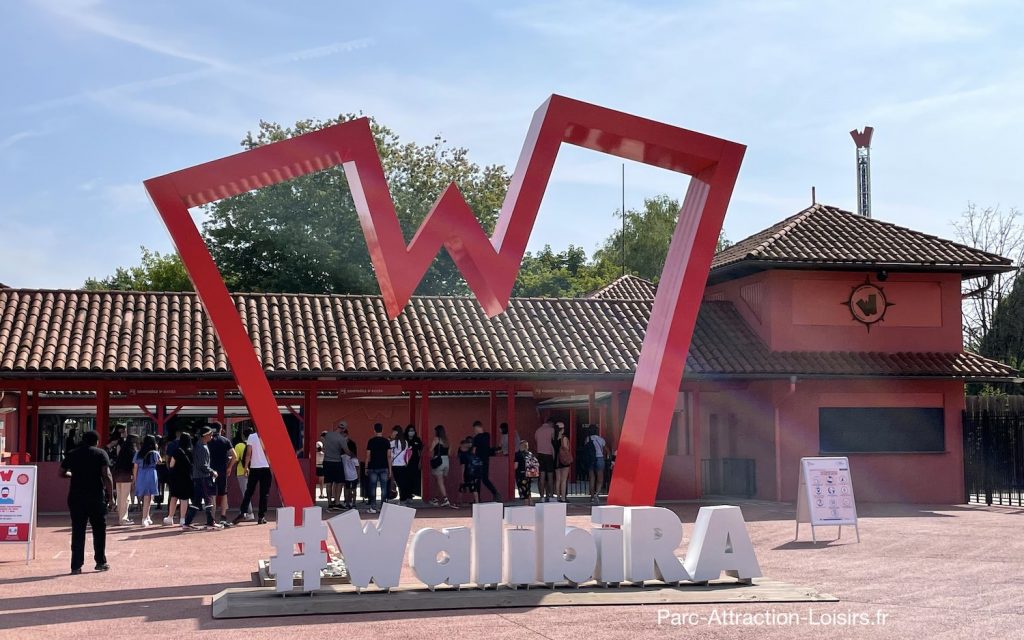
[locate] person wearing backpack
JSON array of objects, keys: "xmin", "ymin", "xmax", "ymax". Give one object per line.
[
  {"xmin": 514, "ymin": 440, "xmax": 539, "ymax": 506},
  {"xmin": 584, "ymin": 425, "xmax": 609, "ymax": 505}
]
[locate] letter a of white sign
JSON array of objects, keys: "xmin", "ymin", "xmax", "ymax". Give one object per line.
[
  {"xmin": 623, "ymin": 507, "xmax": 689, "ymax": 583},
  {"xmin": 684, "ymin": 505, "xmax": 761, "ymax": 582},
  {"xmin": 535, "ymin": 502, "xmax": 597, "ymax": 584},
  {"xmin": 410, "ymin": 526, "xmax": 471, "ymax": 589},
  {"xmin": 472, "ymin": 502, "xmax": 503, "ymax": 586},
  {"xmin": 326, "ymin": 502, "xmax": 414, "ymax": 589}
]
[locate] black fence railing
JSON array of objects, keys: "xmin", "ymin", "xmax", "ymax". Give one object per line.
[
  {"xmin": 963, "ymin": 409, "xmax": 1024, "ymax": 506},
  {"xmin": 701, "ymin": 458, "xmax": 756, "ymax": 498}
]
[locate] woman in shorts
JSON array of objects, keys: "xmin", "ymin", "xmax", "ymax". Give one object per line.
[
  {"xmin": 315, "ymin": 441, "xmax": 326, "ymax": 499},
  {"xmin": 428, "ymin": 424, "xmax": 453, "ymax": 508}
]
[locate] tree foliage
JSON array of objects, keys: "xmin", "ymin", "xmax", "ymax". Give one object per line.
[
  {"xmin": 201, "ymin": 116, "xmax": 510, "ymax": 295},
  {"xmin": 979, "ymin": 272, "xmax": 1024, "ymax": 373},
  {"xmin": 84, "ymin": 247, "xmax": 191, "ymax": 292},
  {"xmin": 83, "ymin": 118, "xmax": 735, "ymax": 299},
  {"xmin": 592, "ymin": 195, "xmax": 731, "ymax": 282},
  {"xmin": 512, "ymin": 245, "xmax": 621, "ymax": 298},
  {"xmin": 953, "ymin": 203, "xmax": 1024, "ymax": 351}
]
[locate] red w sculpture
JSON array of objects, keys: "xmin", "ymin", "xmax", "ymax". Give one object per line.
[{"xmin": 144, "ymin": 95, "xmax": 744, "ymax": 511}]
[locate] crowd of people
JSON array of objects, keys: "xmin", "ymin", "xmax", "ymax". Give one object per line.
[{"xmin": 57, "ymin": 417, "xmax": 614, "ymax": 574}]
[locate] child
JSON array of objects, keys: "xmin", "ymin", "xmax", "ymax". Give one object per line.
[
  {"xmin": 514, "ymin": 440, "xmax": 539, "ymax": 506},
  {"xmin": 315, "ymin": 441, "xmax": 326, "ymax": 499},
  {"xmin": 341, "ymin": 439, "xmax": 359, "ymax": 509},
  {"xmin": 457, "ymin": 437, "xmax": 479, "ymax": 506}
]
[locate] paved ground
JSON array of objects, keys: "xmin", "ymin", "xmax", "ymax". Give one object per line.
[{"xmin": 3, "ymin": 500, "xmax": 1024, "ymax": 639}]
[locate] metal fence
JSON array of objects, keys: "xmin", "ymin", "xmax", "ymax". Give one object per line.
[{"xmin": 963, "ymin": 409, "xmax": 1024, "ymax": 506}]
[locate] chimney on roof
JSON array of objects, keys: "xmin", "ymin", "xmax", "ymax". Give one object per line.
[{"xmin": 850, "ymin": 126, "xmax": 874, "ymax": 218}]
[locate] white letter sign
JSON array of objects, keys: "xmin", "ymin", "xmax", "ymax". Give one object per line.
[
  {"xmin": 327, "ymin": 502, "xmax": 414, "ymax": 589},
  {"xmin": 684, "ymin": 505, "xmax": 761, "ymax": 582}
]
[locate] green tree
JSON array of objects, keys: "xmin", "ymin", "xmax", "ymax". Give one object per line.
[
  {"xmin": 592, "ymin": 195, "xmax": 731, "ymax": 282},
  {"xmin": 84, "ymin": 247, "xmax": 191, "ymax": 291},
  {"xmin": 512, "ymin": 245, "xmax": 620, "ymax": 297},
  {"xmin": 201, "ymin": 116, "xmax": 510, "ymax": 295},
  {"xmin": 979, "ymin": 271, "xmax": 1024, "ymax": 373}
]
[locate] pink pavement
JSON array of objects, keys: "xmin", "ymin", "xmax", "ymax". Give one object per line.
[{"xmin": 2, "ymin": 501, "xmax": 1024, "ymax": 639}]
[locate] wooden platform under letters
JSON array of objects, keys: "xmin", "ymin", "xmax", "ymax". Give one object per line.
[{"xmin": 212, "ymin": 578, "xmax": 838, "ymax": 619}]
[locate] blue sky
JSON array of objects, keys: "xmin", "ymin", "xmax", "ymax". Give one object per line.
[{"xmin": 2, "ymin": 0, "xmax": 1022, "ymax": 289}]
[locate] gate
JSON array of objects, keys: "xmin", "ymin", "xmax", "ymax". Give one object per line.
[{"xmin": 963, "ymin": 408, "xmax": 1024, "ymax": 506}]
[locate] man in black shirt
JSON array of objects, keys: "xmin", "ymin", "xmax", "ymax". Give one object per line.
[
  {"xmin": 206, "ymin": 422, "xmax": 236, "ymax": 526},
  {"xmin": 471, "ymin": 421, "xmax": 502, "ymax": 503},
  {"xmin": 364, "ymin": 423, "xmax": 392, "ymax": 514},
  {"xmin": 60, "ymin": 430, "xmax": 114, "ymax": 574}
]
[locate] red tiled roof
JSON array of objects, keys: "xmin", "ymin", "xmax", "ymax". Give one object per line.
[
  {"xmin": 586, "ymin": 275, "xmax": 656, "ymax": 300},
  {"xmin": 711, "ymin": 204, "xmax": 1014, "ymax": 281},
  {"xmin": 0, "ymin": 289, "xmax": 1014, "ymax": 381}
]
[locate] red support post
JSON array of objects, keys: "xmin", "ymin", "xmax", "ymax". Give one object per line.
[
  {"xmin": 419, "ymin": 391, "xmax": 431, "ymax": 501},
  {"xmin": 489, "ymin": 391, "xmax": 498, "ymax": 440},
  {"xmin": 507, "ymin": 388, "xmax": 517, "ymax": 500},
  {"xmin": 610, "ymin": 391, "xmax": 621, "ymax": 454},
  {"xmin": 16, "ymin": 391, "xmax": 27, "ymax": 459},
  {"xmin": 96, "ymin": 386, "xmax": 110, "ymax": 446},
  {"xmin": 588, "ymin": 388, "xmax": 596, "ymax": 427},
  {"xmin": 692, "ymin": 389, "xmax": 702, "ymax": 498},
  {"xmin": 408, "ymin": 390, "xmax": 417, "ymax": 427},
  {"xmin": 216, "ymin": 388, "xmax": 225, "ymax": 425},
  {"xmin": 305, "ymin": 386, "xmax": 318, "ymax": 497}
]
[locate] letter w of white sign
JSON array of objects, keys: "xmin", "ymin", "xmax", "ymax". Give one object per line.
[{"xmin": 327, "ymin": 503, "xmax": 415, "ymax": 589}]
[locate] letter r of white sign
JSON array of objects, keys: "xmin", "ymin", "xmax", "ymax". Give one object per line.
[
  {"xmin": 623, "ymin": 507, "xmax": 690, "ymax": 583},
  {"xmin": 326, "ymin": 502, "xmax": 415, "ymax": 589},
  {"xmin": 684, "ymin": 506, "xmax": 761, "ymax": 582}
]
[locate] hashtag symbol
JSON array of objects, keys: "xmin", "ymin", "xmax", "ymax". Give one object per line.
[{"xmin": 269, "ymin": 506, "xmax": 329, "ymax": 593}]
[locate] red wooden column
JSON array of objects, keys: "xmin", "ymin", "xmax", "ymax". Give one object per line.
[
  {"xmin": 96, "ymin": 385, "xmax": 110, "ymax": 445},
  {"xmin": 216, "ymin": 388, "xmax": 226, "ymax": 425},
  {"xmin": 16, "ymin": 390, "xmax": 28, "ymax": 460},
  {"xmin": 305, "ymin": 385, "xmax": 318, "ymax": 496},
  {"xmin": 610, "ymin": 391, "xmax": 621, "ymax": 453},
  {"xmin": 506, "ymin": 387, "xmax": 517, "ymax": 500},
  {"xmin": 489, "ymin": 391, "xmax": 498, "ymax": 439},
  {"xmin": 419, "ymin": 391, "xmax": 431, "ymax": 501},
  {"xmin": 692, "ymin": 389, "xmax": 702, "ymax": 498},
  {"xmin": 588, "ymin": 388, "xmax": 596, "ymax": 427},
  {"xmin": 408, "ymin": 390, "xmax": 417, "ymax": 427}
]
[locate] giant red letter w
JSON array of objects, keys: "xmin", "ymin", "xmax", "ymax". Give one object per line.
[{"xmin": 145, "ymin": 95, "xmax": 744, "ymax": 509}]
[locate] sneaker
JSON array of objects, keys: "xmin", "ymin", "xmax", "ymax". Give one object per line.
[
  {"xmin": 543, "ymin": 496, "xmax": 550, "ymax": 503},
  {"xmin": 244, "ymin": 512, "xmax": 256, "ymax": 521},
  {"xmin": 70, "ymin": 568, "xmax": 82, "ymax": 575},
  {"xmin": 142, "ymin": 518, "xmax": 152, "ymax": 527},
  {"xmin": 218, "ymin": 519, "xmax": 234, "ymax": 528},
  {"xmin": 231, "ymin": 514, "xmax": 244, "ymax": 525},
  {"xmin": 439, "ymin": 499, "xmax": 452, "ymax": 508},
  {"xmin": 205, "ymin": 523, "xmax": 225, "ymax": 531},
  {"xmin": 95, "ymin": 563, "xmax": 110, "ymax": 571},
  {"xmin": 367, "ymin": 507, "xmax": 378, "ymax": 514},
  {"xmin": 120, "ymin": 517, "xmax": 133, "ymax": 526},
  {"xmin": 181, "ymin": 524, "xmax": 200, "ymax": 531},
  {"xmin": 429, "ymin": 497, "xmax": 440, "ymax": 506},
  {"xmin": 162, "ymin": 516, "xmax": 174, "ymax": 526},
  {"xmin": 257, "ymin": 517, "xmax": 267, "ymax": 525}
]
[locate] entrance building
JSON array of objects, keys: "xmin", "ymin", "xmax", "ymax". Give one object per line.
[{"xmin": 0, "ymin": 204, "xmax": 1016, "ymax": 510}]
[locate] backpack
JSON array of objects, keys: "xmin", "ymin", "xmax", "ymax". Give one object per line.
[
  {"xmin": 577, "ymin": 435, "xmax": 596, "ymax": 470},
  {"xmin": 524, "ymin": 452, "xmax": 540, "ymax": 478}
]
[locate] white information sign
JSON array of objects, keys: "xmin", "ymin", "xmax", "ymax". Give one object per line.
[
  {"xmin": 795, "ymin": 457, "xmax": 859, "ymax": 543},
  {"xmin": 0, "ymin": 465, "xmax": 37, "ymax": 561}
]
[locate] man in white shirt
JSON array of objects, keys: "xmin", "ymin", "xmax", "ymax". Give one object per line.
[{"xmin": 233, "ymin": 427, "xmax": 272, "ymax": 525}]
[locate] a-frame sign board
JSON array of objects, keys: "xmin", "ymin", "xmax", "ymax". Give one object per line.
[{"xmin": 795, "ymin": 457, "xmax": 859, "ymax": 543}]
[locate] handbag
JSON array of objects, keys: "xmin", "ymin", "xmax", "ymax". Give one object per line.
[{"xmin": 557, "ymin": 441, "xmax": 573, "ymax": 467}]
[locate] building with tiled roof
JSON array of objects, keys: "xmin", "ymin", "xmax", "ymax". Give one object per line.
[
  {"xmin": 1, "ymin": 203, "xmax": 1017, "ymax": 509},
  {"xmin": 586, "ymin": 274, "xmax": 656, "ymax": 300},
  {"xmin": 710, "ymin": 204, "xmax": 1012, "ymax": 283}
]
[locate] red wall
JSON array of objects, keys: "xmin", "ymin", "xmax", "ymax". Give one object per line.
[
  {"xmin": 706, "ymin": 270, "xmax": 964, "ymax": 352},
  {"xmin": 774, "ymin": 378, "xmax": 965, "ymax": 503}
]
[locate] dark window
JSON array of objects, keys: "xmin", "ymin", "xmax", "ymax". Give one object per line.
[{"xmin": 819, "ymin": 407, "xmax": 945, "ymax": 453}]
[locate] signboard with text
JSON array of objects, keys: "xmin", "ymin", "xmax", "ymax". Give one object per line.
[
  {"xmin": 795, "ymin": 457, "xmax": 859, "ymax": 543},
  {"xmin": 0, "ymin": 465, "xmax": 37, "ymax": 551}
]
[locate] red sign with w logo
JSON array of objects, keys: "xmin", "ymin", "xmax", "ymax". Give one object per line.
[{"xmin": 145, "ymin": 95, "xmax": 744, "ymax": 511}]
